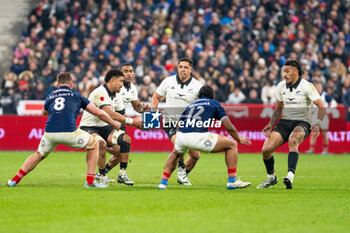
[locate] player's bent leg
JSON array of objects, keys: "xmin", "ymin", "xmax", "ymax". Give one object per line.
[
  {"xmin": 8, "ymin": 151, "xmax": 45, "ymax": 187},
  {"xmin": 185, "ymin": 149, "xmax": 200, "ymax": 172},
  {"xmin": 85, "ymin": 140, "xmax": 107, "ymax": 188},
  {"xmin": 257, "ymin": 132, "xmax": 284, "ymax": 189},
  {"xmin": 210, "ymin": 135, "xmax": 251, "ymax": 190},
  {"xmin": 159, "ymin": 149, "xmax": 184, "ymax": 190},
  {"xmin": 284, "ymin": 126, "xmax": 306, "ymax": 189}
]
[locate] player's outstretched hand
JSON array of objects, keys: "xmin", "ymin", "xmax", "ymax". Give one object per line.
[
  {"xmin": 142, "ymin": 103, "xmax": 151, "ymax": 112},
  {"xmin": 263, "ymin": 124, "xmax": 273, "ymax": 137},
  {"xmin": 239, "ymin": 136, "xmax": 252, "ymax": 145},
  {"xmin": 311, "ymin": 124, "xmax": 320, "ymax": 138},
  {"xmin": 133, "ymin": 116, "xmax": 143, "ymax": 129}
]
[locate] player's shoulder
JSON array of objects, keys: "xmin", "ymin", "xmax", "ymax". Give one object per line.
[
  {"xmin": 300, "ymin": 79, "xmax": 317, "ymax": 92},
  {"xmin": 162, "ymin": 75, "xmax": 177, "ymax": 83},
  {"xmin": 91, "ymin": 84, "xmax": 106, "ymax": 95},
  {"xmin": 130, "ymin": 83, "xmax": 138, "ymax": 91},
  {"xmin": 276, "ymin": 79, "xmax": 286, "ymax": 88}
]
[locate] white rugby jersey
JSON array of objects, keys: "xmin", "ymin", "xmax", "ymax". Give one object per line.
[
  {"xmin": 156, "ymin": 75, "xmax": 202, "ymax": 122},
  {"xmin": 80, "ymin": 84, "xmax": 124, "ymax": 127},
  {"xmin": 276, "ymin": 78, "xmax": 321, "ymax": 124},
  {"xmin": 119, "ymin": 82, "xmax": 138, "ymax": 109}
]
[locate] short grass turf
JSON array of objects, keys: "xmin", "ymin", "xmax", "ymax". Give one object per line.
[{"xmin": 0, "ymin": 151, "xmax": 349, "ymax": 233}]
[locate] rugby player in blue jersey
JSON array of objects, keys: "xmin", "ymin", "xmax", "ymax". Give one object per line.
[
  {"xmin": 158, "ymin": 85, "xmax": 252, "ymax": 190},
  {"xmin": 7, "ymin": 72, "xmax": 121, "ymax": 188}
]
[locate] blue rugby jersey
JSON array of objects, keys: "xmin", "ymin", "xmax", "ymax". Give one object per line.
[
  {"xmin": 44, "ymin": 86, "xmax": 90, "ymax": 132},
  {"xmin": 177, "ymin": 97, "xmax": 227, "ymax": 133}
]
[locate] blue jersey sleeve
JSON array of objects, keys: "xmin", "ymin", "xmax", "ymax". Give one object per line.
[
  {"xmin": 214, "ymin": 100, "xmax": 227, "ymax": 120},
  {"xmin": 74, "ymin": 90, "xmax": 90, "ymax": 109},
  {"xmin": 43, "ymin": 97, "xmax": 50, "ymax": 111}
]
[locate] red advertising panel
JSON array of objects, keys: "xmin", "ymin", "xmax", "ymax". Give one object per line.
[{"xmin": 0, "ymin": 105, "xmax": 349, "ymax": 153}]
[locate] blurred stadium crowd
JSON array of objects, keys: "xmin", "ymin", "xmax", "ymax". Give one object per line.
[{"xmin": 2, "ymin": 0, "xmax": 350, "ymax": 114}]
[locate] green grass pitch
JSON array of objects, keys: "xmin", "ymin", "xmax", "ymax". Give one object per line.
[{"xmin": 1, "ymin": 151, "xmax": 349, "ymax": 233}]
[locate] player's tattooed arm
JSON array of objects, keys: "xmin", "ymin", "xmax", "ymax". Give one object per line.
[
  {"xmin": 268, "ymin": 100, "xmax": 284, "ymax": 126},
  {"xmin": 132, "ymin": 99, "xmax": 151, "ymax": 113}
]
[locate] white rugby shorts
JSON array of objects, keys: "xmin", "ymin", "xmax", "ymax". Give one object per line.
[
  {"xmin": 38, "ymin": 128, "xmax": 95, "ymax": 157},
  {"xmin": 175, "ymin": 131, "xmax": 218, "ymax": 153}
]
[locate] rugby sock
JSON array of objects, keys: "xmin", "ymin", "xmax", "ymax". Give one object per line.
[
  {"xmin": 12, "ymin": 169, "xmax": 27, "ymax": 184},
  {"xmin": 160, "ymin": 172, "xmax": 171, "ymax": 186},
  {"xmin": 120, "ymin": 162, "xmax": 128, "ymax": 170},
  {"xmin": 323, "ymin": 144, "xmax": 328, "ymax": 153},
  {"xmin": 178, "ymin": 160, "xmax": 185, "ymax": 169},
  {"xmin": 104, "ymin": 163, "xmax": 112, "ymax": 174},
  {"xmin": 288, "ymin": 152, "xmax": 299, "ymax": 174},
  {"xmin": 263, "ymin": 156, "xmax": 275, "ymax": 175},
  {"xmin": 228, "ymin": 168, "xmax": 237, "ymax": 183},
  {"xmin": 86, "ymin": 173, "xmax": 95, "ymax": 185},
  {"xmin": 99, "ymin": 168, "xmax": 107, "ymax": 176}
]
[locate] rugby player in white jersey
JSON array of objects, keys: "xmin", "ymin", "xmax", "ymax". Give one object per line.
[
  {"xmin": 152, "ymin": 57, "xmax": 203, "ymax": 185},
  {"xmin": 79, "ymin": 68, "xmax": 142, "ymax": 185},
  {"xmin": 257, "ymin": 60, "xmax": 325, "ymax": 189},
  {"xmin": 96, "ymin": 64, "xmax": 150, "ymax": 185}
]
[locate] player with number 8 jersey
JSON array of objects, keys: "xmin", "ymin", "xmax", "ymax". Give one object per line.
[{"xmin": 7, "ymin": 72, "xmax": 121, "ymax": 188}]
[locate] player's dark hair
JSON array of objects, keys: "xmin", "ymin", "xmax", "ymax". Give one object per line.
[
  {"xmin": 104, "ymin": 68, "xmax": 124, "ymax": 83},
  {"xmin": 120, "ymin": 63, "xmax": 133, "ymax": 69},
  {"xmin": 177, "ymin": 57, "xmax": 193, "ymax": 66},
  {"xmin": 198, "ymin": 85, "xmax": 214, "ymax": 99},
  {"xmin": 57, "ymin": 72, "xmax": 72, "ymax": 84},
  {"xmin": 285, "ymin": 60, "xmax": 304, "ymax": 76}
]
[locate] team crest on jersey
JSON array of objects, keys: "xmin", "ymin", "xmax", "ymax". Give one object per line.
[
  {"xmin": 100, "ymin": 97, "xmax": 104, "ymax": 101},
  {"xmin": 143, "ymin": 111, "xmax": 161, "ymax": 129}
]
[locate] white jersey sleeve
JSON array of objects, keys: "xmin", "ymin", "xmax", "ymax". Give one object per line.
[
  {"xmin": 156, "ymin": 77, "xmax": 170, "ymax": 97},
  {"xmin": 80, "ymin": 85, "xmax": 113, "ymax": 127},
  {"xmin": 305, "ymin": 82, "xmax": 321, "ymax": 103},
  {"xmin": 276, "ymin": 81, "xmax": 284, "ymax": 101}
]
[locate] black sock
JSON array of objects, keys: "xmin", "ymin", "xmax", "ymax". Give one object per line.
[
  {"xmin": 105, "ymin": 163, "xmax": 112, "ymax": 174},
  {"xmin": 288, "ymin": 152, "xmax": 299, "ymax": 174},
  {"xmin": 178, "ymin": 160, "xmax": 185, "ymax": 169},
  {"xmin": 120, "ymin": 162, "xmax": 128, "ymax": 170},
  {"xmin": 99, "ymin": 168, "xmax": 107, "ymax": 176},
  {"xmin": 186, "ymin": 169, "xmax": 191, "ymax": 175},
  {"xmin": 263, "ymin": 156, "xmax": 275, "ymax": 175}
]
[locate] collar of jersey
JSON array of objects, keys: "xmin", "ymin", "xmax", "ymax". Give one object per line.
[
  {"xmin": 176, "ymin": 74, "xmax": 192, "ymax": 88},
  {"xmin": 123, "ymin": 81, "xmax": 131, "ymax": 91},
  {"xmin": 103, "ymin": 83, "xmax": 116, "ymax": 99},
  {"xmin": 286, "ymin": 77, "xmax": 301, "ymax": 91},
  {"xmin": 58, "ymin": 86, "xmax": 71, "ymax": 90}
]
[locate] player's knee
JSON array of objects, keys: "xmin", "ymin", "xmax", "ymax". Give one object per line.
[
  {"xmin": 117, "ymin": 133, "xmax": 130, "ymax": 153},
  {"xmin": 288, "ymin": 136, "xmax": 299, "ymax": 147},
  {"xmin": 262, "ymin": 145, "xmax": 273, "ymax": 158},
  {"xmin": 188, "ymin": 150, "xmax": 200, "ymax": 160},
  {"xmin": 123, "ymin": 134, "xmax": 131, "ymax": 144},
  {"xmin": 35, "ymin": 151, "xmax": 44, "ymax": 160}
]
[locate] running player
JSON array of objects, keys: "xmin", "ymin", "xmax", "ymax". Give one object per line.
[{"xmin": 257, "ymin": 60, "xmax": 325, "ymax": 189}]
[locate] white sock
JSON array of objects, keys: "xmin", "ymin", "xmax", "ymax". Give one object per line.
[
  {"xmin": 268, "ymin": 174, "xmax": 275, "ymax": 179},
  {"xmin": 119, "ymin": 169, "xmax": 126, "ymax": 176}
]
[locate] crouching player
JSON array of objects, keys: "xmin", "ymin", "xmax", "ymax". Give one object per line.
[
  {"xmin": 7, "ymin": 72, "xmax": 121, "ymax": 188},
  {"xmin": 158, "ymin": 85, "xmax": 252, "ymax": 190}
]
